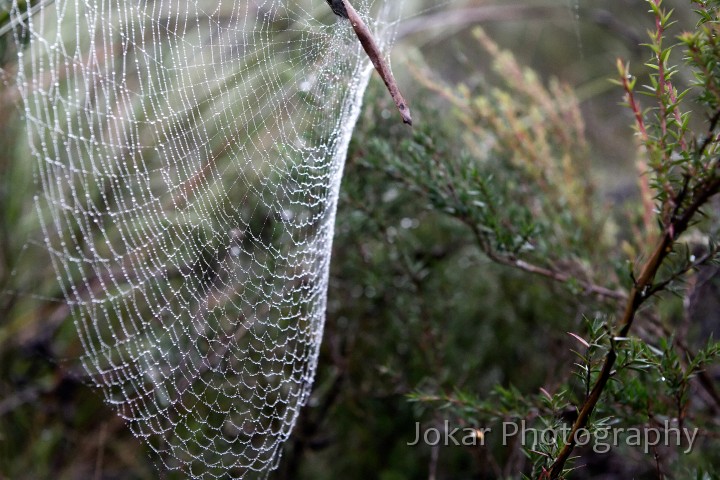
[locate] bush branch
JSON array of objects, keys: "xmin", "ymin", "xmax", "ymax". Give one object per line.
[
  {"xmin": 461, "ymin": 219, "xmax": 626, "ymax": 301},
  {"xmin": 547, "ymin": 161, "xmax": 720, "ymax": 478}
]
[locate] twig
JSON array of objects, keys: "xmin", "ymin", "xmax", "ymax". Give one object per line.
[
  {"xmin": 327, "ymin": 0, "xmax": 412, "ymax": 125},
  {"xmin": 461, "ymin": 218, "xmax": 627, "ymax": 301},
  {"xmin": 512, "ymin": 258, "xmax": 627, "ymax": 300},
  {"xmin": 547, "ymin": 164, "xmax": 720, "ymax": 479}
]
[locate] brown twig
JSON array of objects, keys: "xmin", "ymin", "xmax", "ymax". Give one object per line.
[
  {"xmin": 328, "ymin": 0, "xmax": 412, "ymax": 125},
  {"xmin": 547, "ymin": 161, "xmax": 720, "ymax": 478},
  {"xmin": 458, "ymin": 216, "xmax": 627, "ymax": 302}
]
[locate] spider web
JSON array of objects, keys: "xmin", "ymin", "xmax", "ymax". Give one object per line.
[{"xmin": 10, "ymin": 0, "xmax": 403, "ymax": 477}]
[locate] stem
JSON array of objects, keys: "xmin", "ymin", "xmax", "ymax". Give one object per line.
[
  {"xmin": 547, "ymin": 163, "xmax": 720, "ymax": 478},
  {"xmin": 339, "ymin": 0, "xmax": 413, "ymax": 125},
  {"xmin": 460, "ymin": 219, "xmax": 626, "ymax": 301}
]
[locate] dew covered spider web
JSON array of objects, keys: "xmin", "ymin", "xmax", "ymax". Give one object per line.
[{"xmin": 10, "ymin": 0, "xmax": 404, "ymax": 477}]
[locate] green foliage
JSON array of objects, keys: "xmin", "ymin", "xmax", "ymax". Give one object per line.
[
  {"xmin": 379, "ymin": 28, "xmax": 606, "ymax": 275},
  {"xmin": 294, "ymin": 1, "xmax": 720, "ymax": 479}
]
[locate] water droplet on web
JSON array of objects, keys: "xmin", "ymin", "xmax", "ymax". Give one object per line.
[{"xmin": 299, "ymin": 79, "xmax": 312, "ymax": 92}]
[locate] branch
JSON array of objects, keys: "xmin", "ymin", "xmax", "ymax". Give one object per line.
[
  {"xmin": 512, "ymin": 258, "xmax": 627, "ymax": 301},
  {"xmin": 547, "ymin": 163, "xmax": 720, "ymax": 478},
  {"xmin": 462, "ymin": 219, "xmax": 627, "ymax": 301},
  {"xmin": 328, "ymin": 0, "xmax": 412, "ymax": 125}
]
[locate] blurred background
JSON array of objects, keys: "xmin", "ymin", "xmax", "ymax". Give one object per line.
[{"xmin": 1, "ymin": 0, "xmax": 718, "ymax": 479}]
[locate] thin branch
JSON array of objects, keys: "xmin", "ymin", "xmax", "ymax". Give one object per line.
[
  {"xmin": 547, "ymin": 164, "xmax": 720, "ymax": 479},
  {"xmin": 462, "ymin": 219, "xmax": 627, "ymax": 301},
  {"xmin": 327, "ymin": 0, "xmax": 412, "ymax": 125},
  {"xmin": 512, "ymin": 258, "xmax": 627, "ymax": 300}
]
